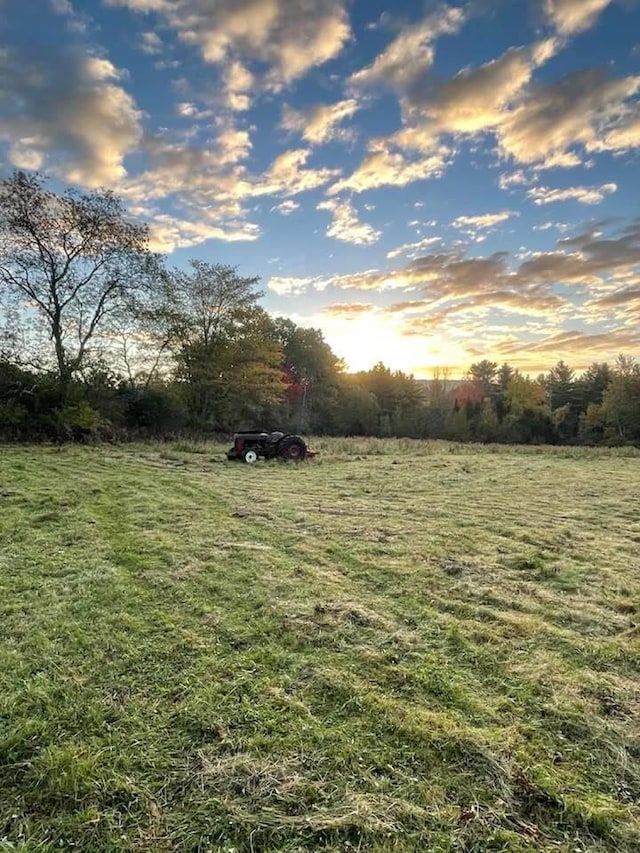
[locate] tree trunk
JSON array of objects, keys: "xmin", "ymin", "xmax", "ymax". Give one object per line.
[{"xmin": 52, "ymin": 320, "xmax": 71, "ymax": 401}]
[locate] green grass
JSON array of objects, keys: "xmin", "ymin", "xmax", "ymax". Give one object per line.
[{"xmin": 0, "ymin": 439, "xmax": 639, "ymax": 852}]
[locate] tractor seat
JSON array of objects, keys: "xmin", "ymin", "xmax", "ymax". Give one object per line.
[{"xmin": 268, "ymin": 431, "xmax": 284, "ymax": 444}]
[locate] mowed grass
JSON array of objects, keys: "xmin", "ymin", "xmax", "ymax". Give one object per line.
[{"xmin": 1, "ymin": 439, "xmax": 639, "ymax": 852}]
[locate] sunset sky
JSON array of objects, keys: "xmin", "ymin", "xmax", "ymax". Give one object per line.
[{"xmin": 1, "ymin": 0, "xmax": 639, "ymax": 376}]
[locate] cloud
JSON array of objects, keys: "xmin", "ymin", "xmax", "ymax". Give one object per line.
[
  {"xmin": 495, "ymin": 327, "xmax": 640, "ymax": 358},
  {"xmin": 49, "ymin": 0, "xmax": 88, "ymax": 31},
  {"xmin": 387, "ymin": 236, "xmax": 442, "ymax": 260},
  {"xmin": 527, "ymin": 182, "xmax": 617, "ymax": 205},
  {"xmin": 176, "ymin": 101, "xmax": 214, "ymax": 120},
  {"xmin": 349, "ymin": 5, "xmax": 466, "ymax": 93},
  {"xmin": 592, "ymin": 116, "xmax": 640, "ymax": 153},
  {"xmin": 50, "ymin": 0, "xmax": 73, "ymax": 13},
  {"xmin": 543, "ymin": 0, "xmax": 613, "ymax": 35},
  {"xmin": 216, "ymin": 124, "xmax": 253, "ymax": 165},
  {"xmin": 588, "ymin": 284, "xmax": 640, "ymax": 309},
  {"xmin": 126, "ymin": 126, "xmax": 251, "ymax": 205},
  {"xmin": 405, "ymin": 41, "xmax": 556, "ymax": 131},
  {"xmin": 452, "ymin": 211, "xmax": 518, "ymax": 229},
  {"xmin": 397, "ymin": 288, "xmax": 568, "ymax": 331},
  {"xmin": 341, "ymin": 34, "xmax": 638, "ymax": 197},
  {"xmin": 271, "ymin": 199, "xmax": 300, "ymax": 215},
  {"xmin": 317, "ymin": 198, "xmax": 381, "ymax": 245},
  {"xmin": 259, "ymin": 148, "xmax": 340, "ymax": 196},
  {"xmin": 327, "ymin": 269, "xmax": 409, "ymax": 291},
  {"xmin": 498, "ymin": 170, "xmax": 531, "ymax": 190},
  {"xmin": 147, "ymin": 213, "xmax": 259, "ymax": 252},
  {"xmin": 289, "ymin": 220, "xmax": 640, "ymax": 306},
  {"xmin": 534, "ymin": 221, "xmax": 569, "ymax": 231},
  {"xmin": 281, "ymin": 99, "xmax": 359, "ymax": 145},
  {"xmin": 515, "ymin": 223, "xmax": 640, "ymax": 286},
  {"xmin": 498, "ymin": 68, "xmax": 640, "ymax": 165},
  {"xmin": 0, "ymin": 46, "xmax": 143, "ymax": 185},
  {"xmin": 278, "ymin": 223, "xmax": 640, "ymax": 374},
  {"xmin": 104, "ymin": 0, "xmax": 163, "ymax": 8},
  {"xmin": 269, "ymin": 221, "xmax": 640, "ymax": 371},
  {"xmin": 139, "ymin": 31, "xmax": 164, "ymax": 55},
  {"xmin": 534, "ymin": 151, "xmax": 584, "ymax": 169},
  {"xmin": 268, "ymin": 275, "xmax": 322, "ymax": 296},
  {"xmin": 352, "ymin": 226, "xmax": 640, "ymax": 354},
  {"xmin": 223, "ymin": 61, "xmax": 254, "ymax": 111},
  {"xmin": 337, "ymin": 40, "xmax": 555, "ymax": 193},
  {"xmin": 129, "ymin": 140, "xmax": 336, "ymax": 206},
  {"xmin": 582, "ymin": 276, "xmax": 640, "ymax": 329},
  {"xmin": 6, "ymin": 141, "xmax": 44, "ymax": 171},
  {"xmin": 270, "ymin": 268, "xmax": 412, "ymax": 294},
  {"xmin": 321, "ymin": 302, "xmax": 377, "ymax": 317},
  {"xmin": 120, "ymin": 139, "xmax": 338, "ymax": 248},
  {"xmin": 107, "ymin": 0, "xmax": 350, "ymax": 89},
  {"xmin": 281, "ymin": 252, "xmax": 517, "ymax": 298},
  {"xmin": 327, "ymin": 144, "xmax": 449, "ymax": 194}
]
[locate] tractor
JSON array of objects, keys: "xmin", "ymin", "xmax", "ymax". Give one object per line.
[{"xmin": 226, "ymin": 430, "xmax": 316, "ymax": 463}]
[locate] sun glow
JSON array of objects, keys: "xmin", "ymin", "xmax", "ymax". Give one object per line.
[{"xmin": 306, "ymin": 311, "xmax": 471, "ymax": 377}]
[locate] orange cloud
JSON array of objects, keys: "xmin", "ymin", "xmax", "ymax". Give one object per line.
[{"xmin": 321, "ymin": 302, "xmax": 378, "ymax": 317}]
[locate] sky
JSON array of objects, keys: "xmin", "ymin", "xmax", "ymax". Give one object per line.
[{"xmin": 1, "ymin": 0, "xmax": 639, "ymax": 377}]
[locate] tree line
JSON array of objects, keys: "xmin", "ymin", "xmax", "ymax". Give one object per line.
[{"xmin": 1, "ymin": 171, "xmax": 638, "ymax": 445}]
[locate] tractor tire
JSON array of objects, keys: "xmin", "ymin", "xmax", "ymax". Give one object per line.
[
  {"xmin": 279, "ymin": 436, "xmax": 306, "ymax": 461},
  {"xmin": 242, "ymin": 448, "xmax": 259, "ymax": 464}
]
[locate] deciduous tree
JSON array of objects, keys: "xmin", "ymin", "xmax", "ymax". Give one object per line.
[
  {"xmin": 271, "ymin": 318, "xmax": 343, "ymax": 431},
  {"xmin": 0, "ymin": 171, "xmax": 156, "ymax": 394},
  {"xmin": 156, "ymin": 261, "xmax": 283, "ymax": 428}
]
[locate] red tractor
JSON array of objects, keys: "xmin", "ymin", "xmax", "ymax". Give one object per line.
[{"xmin": 226, "ymin": 430, "xmax": 316, "ymax": 464}]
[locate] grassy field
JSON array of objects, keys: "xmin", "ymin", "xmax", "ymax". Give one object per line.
[{"xmin": 0, "ymin": 438, "xmax": 639, "ymax": 852}]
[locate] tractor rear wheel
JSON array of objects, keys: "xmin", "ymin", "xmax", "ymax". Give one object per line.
[{"xmin": 279, "ymin": 436, "xmax": 306, "ymax": 461}]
